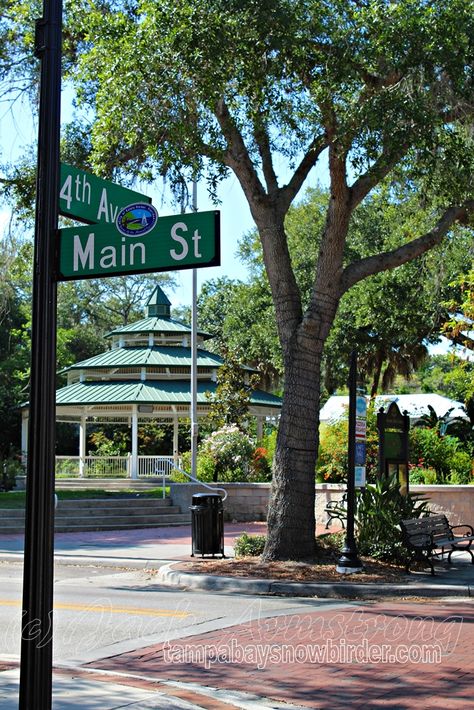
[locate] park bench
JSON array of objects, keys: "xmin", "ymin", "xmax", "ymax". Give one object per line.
[
  {"xmin": 324, "ymin": 493, "xmax": 347, "ymax": 530},
  {"xmin": 400, "ymin": 514, "xmax": 474, "ymax": 575}
]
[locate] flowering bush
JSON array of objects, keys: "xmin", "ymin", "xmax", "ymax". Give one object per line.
[
  {"xmin": 171, "ymin": 429, "xmax": 273, "ymax": 483},
  {"xmin": 408, "ymin": 459, "xmax": 437, "ymax": 485},
  {"xmin": 199, "ymin": 425, "xmax": 255, "ymax": 482},
  {"xmin": 409, "ymin": 427, "xmax": 470, "ymax": 483},
  {"xmin": 250, "ymin": 447, "xmax": 272, "ymax": 481}
]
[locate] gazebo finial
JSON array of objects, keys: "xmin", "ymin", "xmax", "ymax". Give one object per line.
[{"xmin": 146, "ymin": 284, "xmax": 171, "ymax": 318}]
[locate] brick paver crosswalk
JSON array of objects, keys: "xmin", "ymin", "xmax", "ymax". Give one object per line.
[{"xmin": 88, "ymin": 600, "xmax": 474, "ymax": 708}]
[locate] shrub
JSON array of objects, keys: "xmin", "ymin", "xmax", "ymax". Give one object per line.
[
  {"xmin": 261, "ymin": 428, "xmax": 277, "ymax": 469},
  {"xmin": 250, "ymin": 447, "xmax": 272, "ymax": 481},
  {"xmin": 234, "ymin": 532, "xmax": 266, "ymax": 557},
  {"xmin": 355, "ymin": 474, "xmax": 431, "ymax": 563},
  {"xmin": 199, "ymin": 425, "xmax": 255, "ymax": 482},
  {"xmin": 172, "ymin": 426, "xmax": 268, "ymax": 483},
  {"xmin": 317, "ymin": 404, "xmax": 379, "ymax": 483},
  {"xmin": 170, "ymin": 451, "xmax": 216, "ymax": 482},
  {"xmin": 448, "ymin": 450, "xmax": 473, "ymax": 484},
  {"xmin": 316, "ymin": 419, "xmax": 348, "ymax": 482},
  {"xmin": 0, "ymin": 458, "xmax": 24, "ymax": 492},
  {"xmin": 408, "ymin": 460, "xmax": 437, "ymax": 485},
  {"xmin": 409, "ymin": 428, "xmax": 465, "ymax": 483}
]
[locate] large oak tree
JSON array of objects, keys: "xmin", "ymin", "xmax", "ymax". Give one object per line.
[{"xmin": 4, "ymin": 0, "xmax": 474, "ymax": 559}]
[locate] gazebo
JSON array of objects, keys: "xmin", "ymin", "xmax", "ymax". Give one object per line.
[{"xmin": 21, "ymin": 285, "xmax": 282, "ymax": 478}]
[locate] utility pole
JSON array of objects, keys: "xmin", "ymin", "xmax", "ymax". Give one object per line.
[
  {"xmin": 191, "ymin": 180, "xmax": 198, "ymax": 478},
  {"xmin": 336, "ymin": 350, "xmax": 363, "ymax": 574},
  {"xmin": 19, "ymin": 1, "xmax": 62, "ymax": 708}
]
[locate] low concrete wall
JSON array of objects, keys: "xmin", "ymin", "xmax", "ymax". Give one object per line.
[
  {"xmin": 170, "ymin": 482, "xmax": 474, "ymax": 526},
  {"xmin": 170, "ymin": 482, "xmax": 272, "ymax": 522},
  {"xmin": 410, "ymin": 485, "xmax": 474, "ymax": 526}
]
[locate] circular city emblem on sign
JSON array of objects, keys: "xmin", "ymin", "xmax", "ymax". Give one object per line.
[{"xmin": 116, "ymin": 203, "xmax": 158, "ymax": 236}]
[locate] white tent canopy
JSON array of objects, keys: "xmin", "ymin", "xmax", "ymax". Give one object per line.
[{"xmin": 320, "ymin": 393, "xmax": 468, "ymax": 424}]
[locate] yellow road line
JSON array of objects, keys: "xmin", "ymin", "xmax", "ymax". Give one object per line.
[{"xmin": 0, "ymin": 599, "xmax": 190, "ymax": 618}]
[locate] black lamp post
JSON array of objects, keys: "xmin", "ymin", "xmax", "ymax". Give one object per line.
[
  {"xmin": 19, "ymin": 2, "xmax": 62, "ymax": 708},
  {"xmin": 336, "ymin": 350, "xmax": 363, "ymax": 574}
]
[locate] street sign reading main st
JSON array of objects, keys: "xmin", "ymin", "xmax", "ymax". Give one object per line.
[
  {"xmin": 59, "ymin": 163, "xmax": 151, "ymax": 224},
  {"xmin": 57, "ymin": 209, "xmax": 220, "ymax": 281}
]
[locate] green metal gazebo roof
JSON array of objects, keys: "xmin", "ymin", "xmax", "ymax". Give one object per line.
[
  {"xmin": 55, "ymin": 380, "xmax": 282, "ymax": 409},
  {"xmin": 60, "ymin": 346, "xmax": 229, "ymax": 372},
  {"xmin": 105, "ymin": 316, "xmax": 211, "ymax": 340}
]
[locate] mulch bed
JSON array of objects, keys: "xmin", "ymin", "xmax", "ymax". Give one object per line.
[{"xmin": 176, "ymin": 556, "xmax": 407, "ymax": 583}]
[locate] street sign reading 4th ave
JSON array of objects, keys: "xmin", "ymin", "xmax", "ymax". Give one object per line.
[
  {"xmin": 57, "ymin": 209, "xmax": 220, "ymax": 280},
  {"xmin": 59, "ymin": 163, "xmax": 152, "ymax": 224}
]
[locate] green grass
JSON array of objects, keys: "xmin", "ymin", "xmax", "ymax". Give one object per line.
[{"xmin": 0, "ymin": 487, "xmax": 169, "ymax": 509}]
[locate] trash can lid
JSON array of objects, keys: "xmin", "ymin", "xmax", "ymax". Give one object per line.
[{"xmin": 191, "ymin": 492, "xmax": 223, "ymax": 506}]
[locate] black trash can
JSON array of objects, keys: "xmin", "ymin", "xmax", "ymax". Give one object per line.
[{"xmin": 190, "ymin": 492, "xmax": 225, "ymax": 558}]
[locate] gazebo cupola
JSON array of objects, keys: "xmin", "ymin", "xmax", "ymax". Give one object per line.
[{"xmin": 146, "ymin": 285, "xmax": 171, "ymax": 318}]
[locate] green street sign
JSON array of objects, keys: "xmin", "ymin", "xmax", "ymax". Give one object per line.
[
  {"xmin": 59, "ymin": 163, "xmax": 151, "ymax": 224},
  {"xmin": 57, "ymin": 210, "xmax": 220, "ymax": 281}
]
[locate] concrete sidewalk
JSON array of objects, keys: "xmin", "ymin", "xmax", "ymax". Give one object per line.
[
  {"xmin": 0, "ymin": 521, "xmax": 267, "ymax": 567},
  {"xmin": 1, "ymin": 521, "xmax": 473, "ymax": 597},
  {"xmin": 1, "ymin": 523, "xmax": 474, "ymax": 708}
]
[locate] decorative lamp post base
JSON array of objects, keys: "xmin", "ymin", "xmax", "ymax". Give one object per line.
[{"xmin": 336, "ymin": 545, "xmax": 364, "ymax": 574}]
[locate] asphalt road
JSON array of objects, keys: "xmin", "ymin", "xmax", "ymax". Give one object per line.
[{"xmin": 0, "ymin": 559, "xmax": 355, "ymax": 667}]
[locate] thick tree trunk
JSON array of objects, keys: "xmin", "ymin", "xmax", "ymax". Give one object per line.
[
  {"xmin": 263, "ymin": 337, "xmax": 323, "ymax": 559},
  {"xmin": 262, "ymin": 286, "xmax": 339, "ymax": 560},
  {"xmin": 255, "ymin": 182, "xmax": 348, "ymax": 560}
]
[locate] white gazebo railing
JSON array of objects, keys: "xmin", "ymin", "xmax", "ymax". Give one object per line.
[
  {"xmin": 137, "ymin": 456, "xmax": 176, "ymax": 477},
  {"xmin": 55, "ymin": 455, "xmax": 177, "ymax": 479}
]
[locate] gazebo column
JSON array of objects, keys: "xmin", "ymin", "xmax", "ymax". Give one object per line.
[
  {"xmin": 256, "ymin": 416, "xmax": 264, "ymax": 440},
  {"xmin": 173, "ymin": 416, "xmax": 179, "ymax": 463},
  {"xmin": 21, "ymin": 411, "xmax": 29, "ymax": 466},
  {"xmin": 131, "ymin": 405, "xmax": 138, "ymax": 479},
  {"xmin": 78, "ymin": 416, "xmax": 87, "ymax": 477}
]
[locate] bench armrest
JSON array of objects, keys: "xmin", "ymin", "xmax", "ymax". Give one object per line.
[
  {"xmin": 450, "ymin": 523, "xmax": 474, "ymax": 536},
  {"xmin": 325, "ymin": 496, "xmax": 347, "ymax": 511}
]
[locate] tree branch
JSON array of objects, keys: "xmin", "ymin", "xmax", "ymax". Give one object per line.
[
  {"xmin": 350, "ymin": 143, "xmax": 407, "ymax": 208},
  {"xmin": 340, "ymin": 202, "xmax": 474, "ymax": 294},
  {"xmin": 253, "ymin": 118, "xmax": 279, "ymax": 197},
  {"xmin": 443, "ymin": 329, "xmax": 474, "ymax": 352},
  {"xmin": 279, "ymin": 133, "xmax": 328, "ymax": 214},
  {"xmin": 214, "ymin": 98, "xmax": 267, "ymax": 206}
]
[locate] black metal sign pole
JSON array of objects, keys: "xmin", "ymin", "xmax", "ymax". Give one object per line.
[
  {"xmin": 19, "ymin": 1, "xmax": 62, "ymax": 708},
  {"xmin": 336, "ymin": 350, "xmax": 363, "ymax": 573}
]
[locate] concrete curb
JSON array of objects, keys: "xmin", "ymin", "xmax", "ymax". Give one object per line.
[
  {"xmin": 0, "ymin": 552, "xmax": 169, "ymax": 570},
  {"xmin": 2, "ymin": 552, "xmax": 472, "ymax": 599},
  {"xmin": 157, "ymin": 562, "xmax": 473, "ymax": 599}
]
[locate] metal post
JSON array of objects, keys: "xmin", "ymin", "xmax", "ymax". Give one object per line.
[
  {"xmin": 79, "ymin": 416, "xmax": 86, "ymax": 477},
  {"xmin": 191, "ymin": 181, "xmax": 198, "ymax": 478},
  {"xmin": 21, "ymin": 413, "xmax": 29, "ymax": 467},
  {"xmin": 336, "ymin": 350, "xmax": 363, "ymax": 574},
  {"xmin": 19, "ymin": 1, "xmax": 62, "ymax": 708},
  {"xmin": 131, "ymin": 405, "xmax": 138, "ymax": 479}
]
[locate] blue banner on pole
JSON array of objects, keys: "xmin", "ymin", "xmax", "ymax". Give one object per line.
[{"xmin": 355, "ymin": 441, "xmax": 366, "ymax": 466}]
